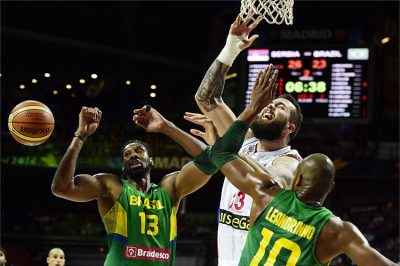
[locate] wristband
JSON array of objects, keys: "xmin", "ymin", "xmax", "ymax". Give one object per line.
[
  {"xmin": 193, "ymin": 146, "xmax": 218, "ymax": 175},
  {"xmin": 216, "ymin": 34, "xmax": 243, "ymax": 66},
  {"xmin": 210, "ymin": 120, "xmax": 250, "ymax": 169},
  {"xmin": 73, "ymin": 133, "xmax": 86, "ymax": 142}
]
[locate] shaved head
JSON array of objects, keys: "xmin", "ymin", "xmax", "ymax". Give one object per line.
[{"xmin": 293, "ymin": 153, "xmax": 335, "ymax": 205}]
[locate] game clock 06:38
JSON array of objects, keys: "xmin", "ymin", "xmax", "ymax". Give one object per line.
[
  {"xmin": 285, "ymin": 81, "xmax": 327, "ymax": 93},
  {"xmin": 245, "ymin": 47, "xmax": 371, "ymax": 122}
]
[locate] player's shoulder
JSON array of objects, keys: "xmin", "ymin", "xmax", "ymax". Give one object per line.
[
  {"xmin": 94, "ymin": 172, "xmax": 119, "ymax": 179},
  {"xmin": 93, "ymin": 173, "xmax": 121, "ymax": 185},
  {"xmin": 159, "ymin": 171, "xmax": 180, "ymax": 187},
  {"xmin": 285, "ymin": 151, "xmax": 303, "ymax": 162},
  {"xmin": 161, "ymin": 171, "xmax": 180, "ymax": 180},
  {"xmin": 322, "ymin": 216, "xmax": 358, "ymax": 236},
  {"xmin": 272, "ymin": 154, "xmax": 300, "ymax": 170}
]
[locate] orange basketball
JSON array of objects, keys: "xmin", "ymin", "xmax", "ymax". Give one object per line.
[{"xmin": 8, "ymin": 100, "xmax": 55, "ymax": 146}]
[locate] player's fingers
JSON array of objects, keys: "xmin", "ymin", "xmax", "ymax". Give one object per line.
[
  {"xmin": 242, "ymin": 16, "xmax": 252, "ymax": 27},
  {"xmin": 234, "ymin": 14, "xmax": 241, "ymax": 27},
  {"xmin": 134, "ymin": 109, "xmax": 147, "ymax": 116},
  {"xmin": 190, "ymin": 129, "xmax": 205, "ymax": 138},
  {"xmin": 185, "ymin": 112, "xmax": 205, "ymax": 118},
  {"xmin": 259, "ymin": 64, "xmax": 271, "ymax": 86},
  {"xmin": 247, "ymin": 34, "xmax": 259, "ymax": 44},
  {"xmin": 134, "ymin": 120, "xmax": 145, "ymax": 128},
  {"xmin": 272, "ymin": 83, "xmax": 278, "ymax": 98},
  {"xmin": 183, "ymin": 115, "xmax": 204, "ymax": 126},
  {"xmin": 94, "ymin": 107, "xmax": 102, "ymax": 120},
  {"xmin": 184, "ymin": 112, "xmax": 207, "ymax": 119},
  {"xmin": 254, "ymin": 69, "xmax": 263, "ymax": 87},
  {"xmin": 247, "ymin": 16, "xmax": 262, "ymax": 32},
  {"xmin": 270, "ymin": 69, "xmax": 279, "ymax": 85},
  {"xmin": 261, "ymin": 64, "xmax": 273, "ymax": 86},
  {"xmin": 134, "ymin": 118, "xmax": 147, "ymax": 126}
]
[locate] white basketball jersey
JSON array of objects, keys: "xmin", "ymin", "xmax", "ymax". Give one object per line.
[{"xmin": 217, "ymin": 137, "xmax": 302, "ymax": 266}]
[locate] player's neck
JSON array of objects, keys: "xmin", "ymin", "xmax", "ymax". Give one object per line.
[
  {"xmin": 257, "ymin": 138, "xmax": 289, "ymax": 152},
  {"xmin": 128, "ymin": 175, "xmax": 151, "ymax": 193},
  {"xmin": 296, "ymin": 192, "xmax": 323, "ymax": 207}
]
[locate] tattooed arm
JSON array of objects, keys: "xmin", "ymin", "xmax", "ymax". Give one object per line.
[
  {"xmin": 195, "ymin": 60, "xmax": 236, "ymax": 135},
  {"xmin": 195, "ymin": 14, "xmax": 261, "ymax": 137}
]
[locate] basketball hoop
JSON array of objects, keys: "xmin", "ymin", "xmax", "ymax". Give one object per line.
[{"xmin": 240, "ymin": 0, "xmax": 294, "ymax": 25}]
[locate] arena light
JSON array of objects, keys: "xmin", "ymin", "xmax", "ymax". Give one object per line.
[
  {"xmin": 32, "ymin": 79, "xmax": 38, "ymax": 84},
  {"xmin": 150, "ymin": 92, "xmax": 156, "ymax": 97},
  {"xmin": 150, "ymin": 84, "xmax": 157, "ymax": 90},
  {"xmin": 79, "ymin": 79, "xmax": 86, "ymax": 84},
  {"xmin": 19, "ymin": 84, "xmax": 25, "ymax": 89},
  {"xmin": 381, "ymin": 37, "xmax": 390, "ymax": 44},
  {"xmin": 66, "ymin": 84, "xmax": 72, "ymax": 89},
  {"xmin": 126, "ymin": 80, "xmax": 131, "ymax": 85},
  {"xmin": 44, "ymin": 73, "xmax": 51, "ymax": 78},
  {"xmin": 53, "ymin": 90, "xmax": 58, "ymax": 95},
  {"xmin": 91, "ymin": 73, "xmax": 98, "ymax": 79}
]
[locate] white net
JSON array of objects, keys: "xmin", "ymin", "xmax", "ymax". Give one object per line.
[{"xmin": 240, "ymin": 0, "xmax": 294, "ymax": 25}]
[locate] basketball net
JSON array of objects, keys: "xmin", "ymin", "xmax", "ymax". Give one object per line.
[{"xmin": 240, "ymin": 0, "xmax": 294, "ymax": 25}]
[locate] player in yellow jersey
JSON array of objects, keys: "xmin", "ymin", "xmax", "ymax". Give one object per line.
[
  {"xmin": 189, "ymin": 65, "xmax": 398, "ymax": 265},
  {"xmin": 51, "ymin": 63, "xmax": 279, "ymax": 265},
  {"xmin": 51, "ymin": 105, "xmax": 216, "ymax": 266}
]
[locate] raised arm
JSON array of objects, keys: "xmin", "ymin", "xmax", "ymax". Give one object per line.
[
  {"xmin": 133, "ymin": 104, "xmax": 218, "ymax": 206},
  {"xmin": 51, "ymin": 107, "xmax": 111, "ymax": 202},
  {"xmin": 210, "ymin": 65, "xmax": 279, "ymax": 198},
  {"xmin": 160, "ymin": 162, "xmax": 214, "ymax": 207},
  {"xmin": 133, "ymin": 105, "xmax": 208, "ymax": 157},
  {"xmin": 195, "ymin": 14, "xmax": 261, "ymax": 136}
]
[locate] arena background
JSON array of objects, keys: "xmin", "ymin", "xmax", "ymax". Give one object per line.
[{"xmin": 1, "ymin": 1, "xmax": 399, "ymax": 265}]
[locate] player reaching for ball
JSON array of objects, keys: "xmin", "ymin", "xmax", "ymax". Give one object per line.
[
  {"xmin": 51, "ymin": 105, "xmax": 217, "ymax": 266},
  {"xmin": 190, "ymin": 13, "xmax": 304, "ymax": 265},
  {"xmin": 51, "ymin": 63, "xmax": 280, "ymax": 266}
]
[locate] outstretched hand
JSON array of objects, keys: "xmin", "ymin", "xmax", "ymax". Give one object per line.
[
  {"xmin": 183, "ymin": 112, "xmax": 219, "ymax": 145},
  {"xmin": 239, "ymin": 64, "xmax": 278, "ymax": 122},
  {"xmin": 133, "ymin": 105, "xmax": 168, "ymax": 133},
  {"xmin": 249, "ymin": 64, "xmax": 278, "ymax": 113},
  {"xmin": 229, "ymin": 13, "xmax": 262, "ymax": 50},
  {"xmin": 77, "ymin": 106, "xmax": 102, "ymax": 138}
]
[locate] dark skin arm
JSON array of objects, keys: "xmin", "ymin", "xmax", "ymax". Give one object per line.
[
  {"xmin": 133, "ymin": 105, "xmax": 206, "ymax": 157},
  {"xmin": 159, "ymin": 162, "xmax": 212, "ymax": 209},
  {"xmin": 133, "ymin": 105, "xmax": 212, "ymax": 209},
  {"xmin": 51, "ymin": 107, "xmax": 121, "ymax": 216},
  {"xmin": 317, "ymin": 216, "xmax": 397, "ymax": 266}
]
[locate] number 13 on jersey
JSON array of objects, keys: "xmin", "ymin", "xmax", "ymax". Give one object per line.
[{"xmin": 139, "ymin": 212, "xmax": 159, "ymax": 236}]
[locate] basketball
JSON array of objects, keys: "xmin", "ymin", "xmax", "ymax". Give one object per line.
[{"xmin": 8, "ymin": 100, "xmax": 55, "ymax": 146}]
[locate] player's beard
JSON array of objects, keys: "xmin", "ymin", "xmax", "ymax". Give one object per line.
[
  {"xmin": 250, "ymin": 117, "xmax": 287, "ymax": 141},
  {"xmin": 125, "ymin": 164, "xmax": 151, "ymax": 180}
]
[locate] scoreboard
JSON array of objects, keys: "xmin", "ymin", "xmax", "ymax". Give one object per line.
[{"xmin": 244, "ymin": 47, "xmax": 373, "ymax": 123}]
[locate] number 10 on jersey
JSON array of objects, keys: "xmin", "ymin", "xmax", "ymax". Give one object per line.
[{"xmin": 250, "ymin": 227, "xmax": 301, "ymax": 266}]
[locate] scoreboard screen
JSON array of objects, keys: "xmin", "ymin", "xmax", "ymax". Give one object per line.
[{"xmin": 244, "ymin": 47, "xmax": 373, "ymax": 123}]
